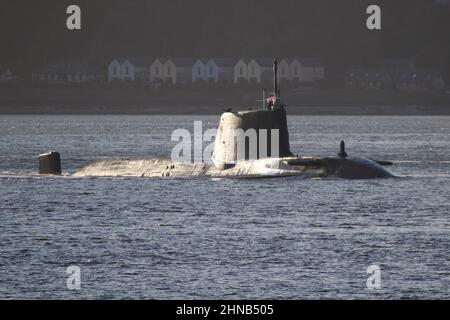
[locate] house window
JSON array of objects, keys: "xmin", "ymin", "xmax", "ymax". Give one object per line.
[
  {"xmin": 155, "ymin": 67, "xmax": 159, "ymax": 75},
  {"xmin": 251, "ymin": 66, "xmax": 255, "ymax": 75},
  {"xmin": 293, "ymin": 68, "xmax": 298, "ymax": 75},
  {"xmin": 209, "ymin": 66, "xmax": 213, "ymax": 74},
  {"xmin": 125, "ymin": 67, "xmax": 129, "ymax": 75},
  {"xmin": 239, "ymin": 67, "xmax": 243, "ymax": 75},
  {"xmin": 167, "ymin": 66, "xmax": 171, "ymax": 74},
  {"xmin": 198, "ymin": 67, "xmax": 201, "ymax": 75},
  {"xmin": 113, "ymin": 66, "xmax": 117, "ymax": 75}
]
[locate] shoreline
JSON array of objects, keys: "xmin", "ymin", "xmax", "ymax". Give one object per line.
[
  {"xmin": 1, "ymin": 85, "xmax": 449, "ymax": 115},
  {"xmin": 2, "ymin": 106, "xmax": 450, "ymax": 116}
]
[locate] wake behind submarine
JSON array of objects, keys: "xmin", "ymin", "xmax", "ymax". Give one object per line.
[{"xmin": 72, "ymin": 59, "xmax": 394, "ymax": 180}]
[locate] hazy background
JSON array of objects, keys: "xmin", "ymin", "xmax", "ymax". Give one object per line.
[{"xmin": 1, "ymin": 0, "xmax": 449, "ymax": 78}]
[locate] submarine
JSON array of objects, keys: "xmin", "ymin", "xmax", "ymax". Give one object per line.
[{"xmin": 73, "ymin": 59, "xmax": 394, "ymax": 180}]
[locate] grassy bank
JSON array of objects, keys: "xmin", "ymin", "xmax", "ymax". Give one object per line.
[{"xmin": 0, "ymin": 85, "xmax": 449, "ymax": 115}]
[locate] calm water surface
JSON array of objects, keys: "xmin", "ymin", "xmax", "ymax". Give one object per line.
[{"xmin": 0, "ymin": 115, "xmax": 449, "ymax": 299}]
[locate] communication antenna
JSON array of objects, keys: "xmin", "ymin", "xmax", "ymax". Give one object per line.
[
  {"xmin": 262, "ymin": 88, "xmax": 266, "ymax": 109},
  {"xmin": 273, "ymin": 58, "xmax": 278, "ymax": 99}
]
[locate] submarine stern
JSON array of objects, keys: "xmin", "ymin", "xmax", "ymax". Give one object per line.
[{"xmin": 321, "ymin": 157, "xmax": 395, "ymax": 179}]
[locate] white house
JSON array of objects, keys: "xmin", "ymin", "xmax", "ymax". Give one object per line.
[
  {"xmin": 108, "ymin": 58, "xmax": 152, "ymax": 82},
  {"xmin": 121, "ymin": 58, "xmax": 152, "ymax": 82},
  {"xmin": 191, "ymin": 58, "xmax": 236, "ymax": 83},
  {"xmin": 289, "ymin": 58, "xmax": 324, "ymax": 83},
  {"xmin": 395, "ymin": 69, "xmax": 445, "ymax": 91},
  {"xmin": 164, "ymin": 58, "xmax": 193, "ymax": 85},
  {"xmin": 0, "ymin": 69, "xmax": 19, "ymax": 83},
  {"xmin": 108, "ymin": 58, "xmax": 124, "ymax": 82},
  {"xmin": 192, "ymin": 59, "xmax": 208, "ymax": 83},
  {"xmin": 278, "ymin": 59, "xmax": 292, "ymax": 83},
  {"xmin": 233, "ymin": 59, "xmax": 250, "ymax": 84},
  {"xmin": 32, "ymin": 62, "xmax": 101, "ymax": 84},
  {"xmin": 150, "ymin": 58, "xmax": 166, "ymax": 83},
  {"xmin": 345, "ymin": 68, "xmax": 393, "ymax": 90},
  {"xmin": 206, "ymin": 59, "xmax": 235, "ymax": 83},
  {"xmin": 248, "ymin": 58, "xmax": 273, "ymax": 84}
]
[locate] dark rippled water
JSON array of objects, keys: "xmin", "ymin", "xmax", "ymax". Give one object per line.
[{"xmin": 0, "ymin": 115, "xmax": 449, "ymax": 299}]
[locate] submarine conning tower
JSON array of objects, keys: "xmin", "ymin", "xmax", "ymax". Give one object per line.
[{"xmin": 212, "ymin": 58, "xmax": 293, "ymax": 170}]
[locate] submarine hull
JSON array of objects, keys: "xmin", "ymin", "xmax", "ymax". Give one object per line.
[
  {"xmin": 73, "ymin": 157, "xmax": 324, "ymax": 179},
  {"xmin": 73, "ymin": 156, "xmax": 393, "ymax": 179}
]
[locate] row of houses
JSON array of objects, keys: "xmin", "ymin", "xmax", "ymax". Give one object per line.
[
  {"xmin": 346, "ymin": 68, "xmax": 445, "ymax": 91},
  {"xmin": 107, "ymin": 57, "xmax": 325, "ymax": 85},
  {"xmin": 345, "ymin": 59, "xmax": 445, "ymax": 91},
  {"xmin": 22, "ymin": 57, "xmax": 446, "ymax": 91}
]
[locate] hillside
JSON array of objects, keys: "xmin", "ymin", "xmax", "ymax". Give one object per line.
[{"xmin": 1, "ymin": 0, "xmax": 449, "ymax": 78}]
